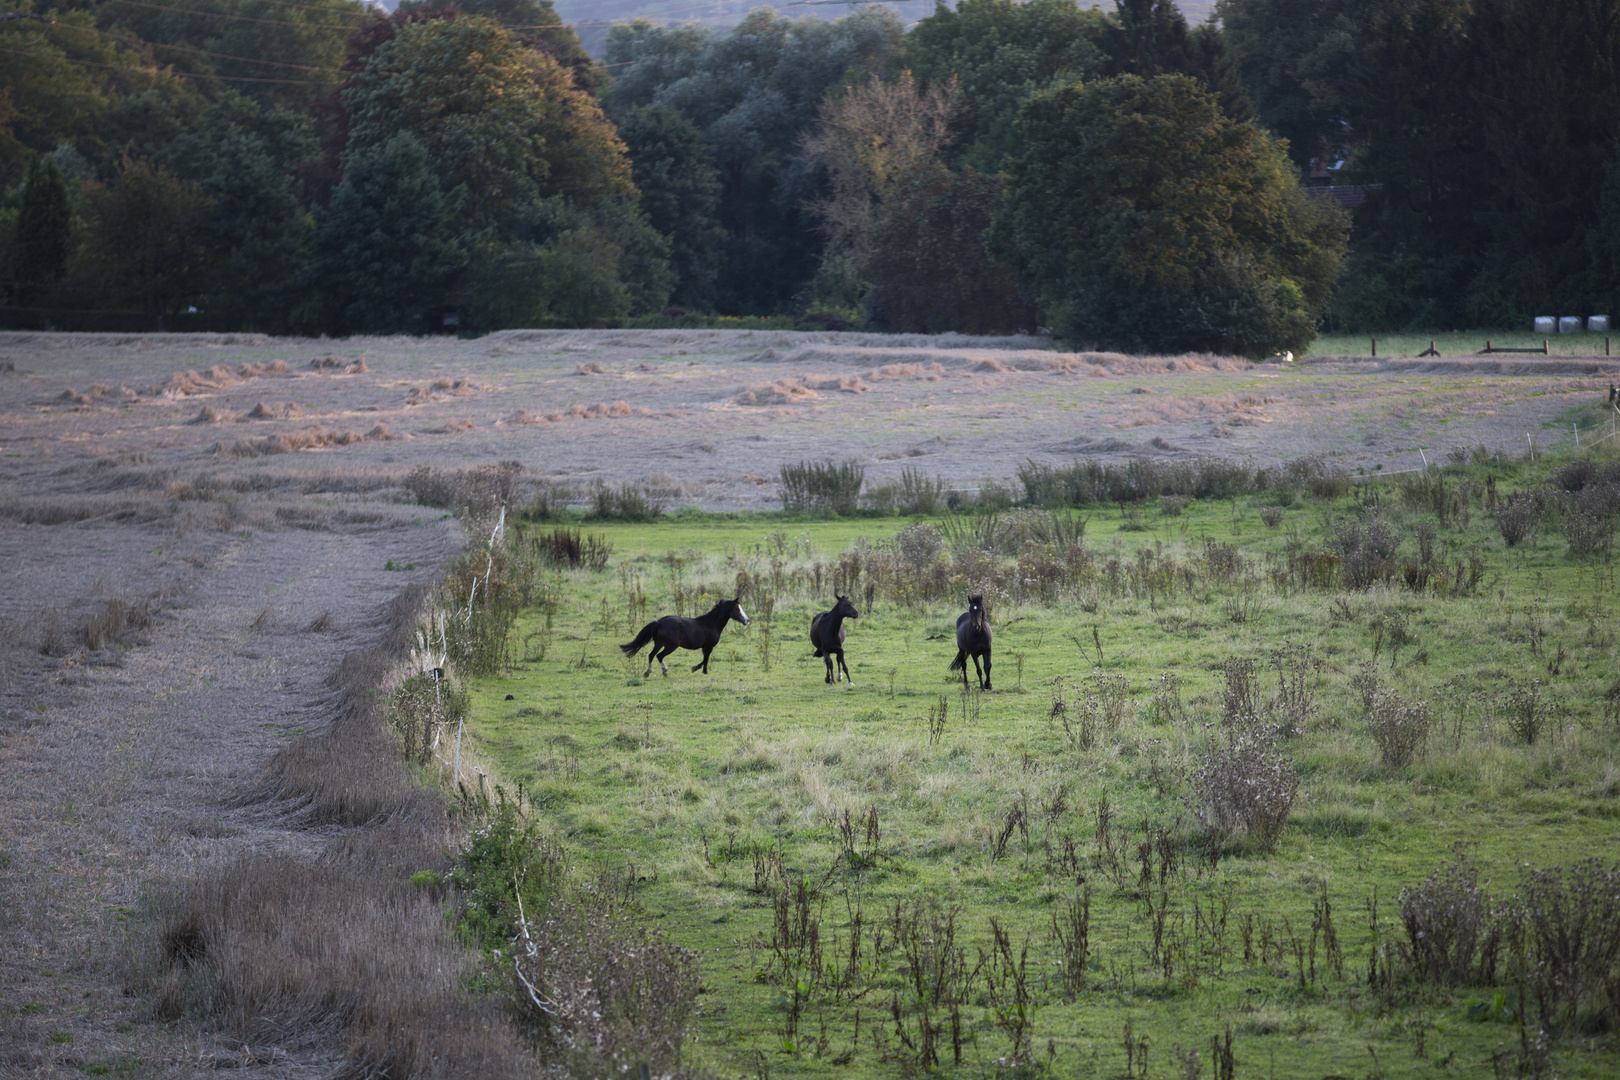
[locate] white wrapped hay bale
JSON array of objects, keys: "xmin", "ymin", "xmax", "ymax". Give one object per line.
[
  {"xmin": 1590, "ymin": 315, "xmax": 1611, "ymax": 333},
  {"xmin": 1534, "ymin": 316, "xmax": 1557, "ymax": 334},
  {"xmin": 1559, "ymin": 316, "xmax": 1582, "ymax": 334}
]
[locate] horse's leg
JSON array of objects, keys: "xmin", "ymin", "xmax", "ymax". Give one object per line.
[
  {"xmin": 981, "ymin": 647, "xmax": 992, "ymax": 691},
  {"xmin": 694, "ymin": 645, "xmax": 712, "ymax": 673},
  {"xmin": 838, "ymin": 648, "xmax": 854, "ymax": 688},
  {"xmin": 957, "ymin": 650, "xmax": 969, "ymax": 690},
  {"xmin": 824, "ymin": 653, "xmax": 834, "ymax": 684}
]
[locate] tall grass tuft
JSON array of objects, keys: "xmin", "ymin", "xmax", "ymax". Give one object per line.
[{"xmin": 780, "ymin": 459, "xmax": 865, "ymax": 515}]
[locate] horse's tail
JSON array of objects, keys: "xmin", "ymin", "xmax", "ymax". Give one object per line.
[
  {"xmin": 621, "ymin": 621, "xmax": 658, "ymax": 657},
  {"xmin": 949, "ymin": 652, "xmax": 965, "ymax": 672}
]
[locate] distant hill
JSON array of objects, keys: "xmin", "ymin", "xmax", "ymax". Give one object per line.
[{"xmin": 553, "ymin": 1, "xmax": 1218, "ymax": 58}]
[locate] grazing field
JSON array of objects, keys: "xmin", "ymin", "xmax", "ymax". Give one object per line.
[{"xmin": 459, "ymin": 454, "xmax": 1620, "ymax": 1080}]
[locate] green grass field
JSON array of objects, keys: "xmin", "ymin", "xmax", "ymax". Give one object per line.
[{"xmin": 458, "ymin": 460, "xmax": 1620, "ymax": 1079}]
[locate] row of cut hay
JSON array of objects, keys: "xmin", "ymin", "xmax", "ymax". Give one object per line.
[{"xmin": 211, "ymin": 425, "xmax": 393, "ymax": 457}]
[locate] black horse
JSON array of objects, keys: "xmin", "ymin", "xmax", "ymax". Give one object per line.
[
  {"xmin": 809, "ymin": 595, "xmax": 860, "ymax": 686},
  {"xmin": 949, "ymin": 594, "xmax": 992, "ymax": 690},
  {"xmin": 621, "ymin": 598, "xmax": 750, "ymax": 676}
]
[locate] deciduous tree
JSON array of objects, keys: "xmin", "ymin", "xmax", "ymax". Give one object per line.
[{"xmin": 996, "ymin": 74, "xmax": 1345, "ymax": 356}]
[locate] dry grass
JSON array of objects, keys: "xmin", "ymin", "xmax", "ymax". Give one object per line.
[
  {"xmin": 212, "ymin": 426, "xmax": 391, "ymax": 458},
  {"xmin": 148, "ymin": 580, "xmax": 544, "ymax": 1077},
  {"xmin": 143, "ymin": 849, "xmax": 530, "ymax": 1079},
  {"xmin": 80, "ymin": 597, "xmax": 151, "ymax": 652},
  {"xmin": 249, "ymin": 586, "xmax": 430, "ymax": 826}
]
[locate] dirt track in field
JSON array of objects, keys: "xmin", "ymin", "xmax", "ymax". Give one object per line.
[{"xmin": 0, "ymin": 328, "xmax": 1613, "ymax": 1075}]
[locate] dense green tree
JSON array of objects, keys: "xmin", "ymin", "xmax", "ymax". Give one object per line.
[
  {"xmin": 903, "ymin": 0, "xmax": 1107, "ymax": 170},
  {"xmin": 11, "ymin": 153, "xmax": 73, "ymax": 301},
  {"xmin": 864, "ymin": 165, "xmax": 1035, "ymax": 334},
  {"xmin": 995, "ymin": 74, "xmax": 1346, "ymax": 356},
  {"xmin": 305, "ymin": 132, "xmax": 467, "ymax": 334},
  {"xmin": 0, "ymin": 5, "xmax": 178, "ymax": 182},
  {"xmin": 94, "ymin": 0, "xmax": 364, "ymax": 112},
  {"xmin": 343, "ymin": 15, "xmax": 633, "ymax": 231},
  {"xmin": 612, "ymin": 105, "xmax": 726, "ymax": 311},
  {"xmin": 164, "ymin": 93, "xmax": 315, "ymax": 330},
  {"xmin": 604, "ymin": 8, "xmax": 903, "ymax": 313},
  {"xmin": 69, "ymin": 156, "xmax": 219, "ymax": 320},
  {"xmin": 1102, "ymin": 0, "xmax": 1192, "ymax": 78},
  {"xmin": 1215, "ymin": 0, "xmax": 1358, "ymax": 170}
]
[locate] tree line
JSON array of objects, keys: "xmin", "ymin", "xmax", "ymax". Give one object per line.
[{"xmin": 2, "ymin": 0, "xmax": 1617, "ymax": 353}]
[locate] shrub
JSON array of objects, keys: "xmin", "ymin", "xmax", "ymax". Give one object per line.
[
  {"xmin": 512, "ymin": 897, "xmax": 702, "ymax": 1078},
  {"xmin": 1494, "ymin": 493, "xmax": 1542, "ymax": 546},
  {"xmin": 899, "ymin": 466, "xmax": 945, "ymax": 515},
  {"xmin": 1191, "ymin": 740, "xmax": 1298, "ymax": 851},
  {"xmin": 1502, "ymin": 679, "xmax": 1548, "ymax": 744},
  {"xmin": 1398, "ymin": 855, "xmax": 1496, "ymax": 985},
  {"xmin": 780, "ymin": 459, "xmax": 864, "ymax": 515},
  {"xmin": 586, "ymin": 479, "xmax": 664, "ymax": 522},
  {"xmin": 1519, "ymin": 860, "xmax": 1620, "ymax": 1032},
  {"xmin": 1159, "ymin": 494, "xmax": 1190, "ymax": 516},
  {"xmin": 450, "ymin": 789, "xmax": 569, "ymax": 949},
  {"xmin": 1285, "ymin": 454, "xmax": 1350, "ymax": 499},
  {"xmin": 1269, "ymin": 644, "xmax": 1322, "ymax": 736},
  {"xmin": 893, "ymin": 522, "xmax": 945, "ymax": 569},
  {"xmin": 1220, "ymin": 656, "xmax": 1265, "ymax": 736},
  {"xmin": 1331, "ymin": 517, "xmax": 1402, "ymax": 589},
  {"xmin": 534, "ymin": 527, "xmax": 612, "ymax": 569},
  {"xmin": 1555, "ymin": 458, "xmax": 1596, "ymax": 493},
  {"xmin": 1017, "ymin": 456, "xmax": 1266, "ymax": 508},
  {"xmin": 1259, "ymin": 503, "xmax": 1285, "ymax": 528},
  {"xmin": 404, "ymin": 462, "xmax": 521, "ymax": 513},
  {"xmin": 1367, "ymin": 686, "xmax": 1432, "ymax": 768},
  {"xmin": 1564, "ymin": 503, "xmax": 1615, "ymax": 558}
]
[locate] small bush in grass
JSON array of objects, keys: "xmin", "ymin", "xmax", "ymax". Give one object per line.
[
  {"xmin": 899, "ymin": 466, "xmax": 945, "ymax": 515},
  {"xmin": 779, "ymin": 459, "xmax": 864, "ymax": 515},
  {"xmin": 451, "ymin": 788, "xmax": 569, "ymax": 949},
  {"xmin": 1159, "ymin": 493, "xmax": 1190, "ymax": 516},
  {"xmin": 512, "ymin": 896, "xmax": 701, "ymax": 1078},
  {"xmin": 1494, "ymin": 493, "xmax": 1542, "ymax": 546},
  {"xmin": 1269, "ymin": 644, "xmax": 1322, "ymax": 736},
  {"xmin": 1368, "ymin": 686, "xmax": 1432, "ymax": 768},
  {"xmin": 1519, "ymin": 859, "xmax": 1620, "ymax": 1032},
  {"xmin": 1564, "ymin": 503, "xmax": 1615, "ymax": 558},
  {"xmin": 1285, "ymin": 454, "xmax": 1349, "ymax": 499},
  {"xmin": 1258, "ymin": 503, "xmax": 1285, "ymax": 528},
  {"xmin": 1191, "ymin": 739, "xmax": 1298, "ymax": 851},
  {"xmin": 1502, "ymin": 678, "xmax": 1548, "ymax": 744},
  {"xmin": 1399, "ymin": 854, "xmax": 1498, "ymax": 985},
  {"xmin": 520, "ymin": 482, "xmax": 572, "ymax": 522},
  {"xmin": 586, "ymin": 479, "xmax": 664, "ymax": 522},
  {"xmin": 1332, "ymin": 517, "xmax": 1402, "ymax": 589},
  {"xmin": 534, "ymin": 527, "xmax": 612, "ymax": 569}
]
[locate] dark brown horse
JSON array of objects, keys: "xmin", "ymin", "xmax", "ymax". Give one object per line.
[
  {"xmin": 809, "ymin": 594, "xmax": 859, "ymax": 686},
  {"xmin": 949, "ymin": 594, "xmax": 992, "ymax": 690},
  {"xmin": 621, "ymin": 598, "xmax": 749, "ymax": 676}
]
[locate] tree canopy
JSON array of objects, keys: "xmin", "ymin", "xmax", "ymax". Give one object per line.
[{"xmin": 996, "ymin": 74, "xmax": 1346, "ymax": 356}]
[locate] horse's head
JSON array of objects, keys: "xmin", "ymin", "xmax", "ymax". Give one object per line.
[
  {"xmin": 966, "ymin": 594, "xmax": 986, "ymax": 628},
  {"xmin": 835, "ymin": 594, "xmax": 860, "ymax": 620},
  {"xmin": 728, "ymin": 598, "xmax": 750, "ymax": 625}
]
